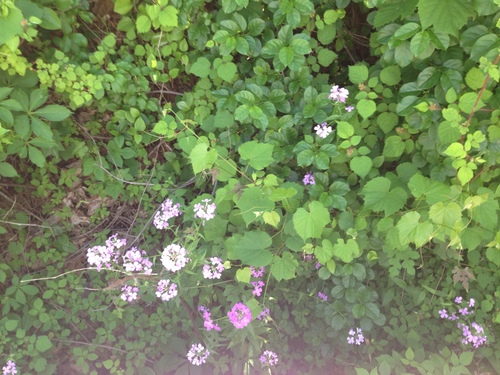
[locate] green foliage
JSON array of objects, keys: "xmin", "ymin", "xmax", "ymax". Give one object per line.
[{"xmin": 1, "ymin": 0, "xmax": 500, "ymax": 374}]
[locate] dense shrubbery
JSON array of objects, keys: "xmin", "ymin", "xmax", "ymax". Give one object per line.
[{"xmin": 1, "ymin": 0, "xmax": 500, "ymax": 374}]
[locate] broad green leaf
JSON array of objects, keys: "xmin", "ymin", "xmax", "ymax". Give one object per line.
[
  {"xmin": 348, "ymin": 64, "xmax": 369, "ymax": 84},
  {"xmin": 279, "ymin": 46, "xmax": 294, "ymax": 66},
  {"xmin": 356, "ymin": 99, "xmax": 376, "ymax": 119},
  {"xmin": 374, "ymin": 0, "xmax": 418, "ymax": 27},
  {"xmin": 189, "ymin": 143, "xmax": 217, "ymax": 174},
  {"xmin": 136, "ymin": 15, "xmax": 152, "ymax": 33},
  {"xmin": 317, "ymin": 49, "xmax": 337, "ymax": 67},
  {"xmin": 263, "ymin": 211, "xmax": 280, "ymax": 228},
  {"xmin": 350, "ymin": 156, "xmax": 372, "ymax": 178},
  {"xmin": 271, "ymin": 252, "xmax": 299, "ymax": 281},
  {"xmin": 472, "ymin": 192, "xmax": 499, "ymax": 231},
  {"xmin": 465, "ymin": 67, "xmax": 485, "ymax": 90},
  {"xmin": 28, "ymin": 146, "xmax": 45, "ymax": 168},
  {"xmin": 114, "ymin": 0, "xmax": 133, "ymax": 14},
  {"xmin": 0, "ymin": 162, "xmax": 18, "ymax": 177},
  {"xmin": 443, "ymin": 142, "xmax": 466, "ymax": 158},
  {"xmin": 190, "ymin": 57, "xmax": 211, "ymax": 77},
  {"xmin": 35, "ymin": 335, "xmax": 53, "ymax": 353},
  {"xmin": 429, "ymin": 201, "xmax": 462, "ymax": 228},
  {"xmin": 418, "ymin": 0, "xmax": 475, "ymax": 36},
  {"xmin": 236, "ymin": 187, "xmax": 275, "ymax": 226},
  {"xmin": 394, "ymin": 23, "xmax": 420, "ymax": 40},
  {"xmin": 158, "ymin": 6, "xmax": 178, "ymax": 27},
  {"xmin": 459, "ymin": 92, "xmax": 484, "ymax": 114},
  {"xmin": 383, "ymin": 136, "xmax": 405, "ymax": 158},
  {"xmin": 34, "ymin": 105, "xmax": 72, "ymax": 121},
  {"xmin": 315, "ymin": 239, "xmax": 334, "ymax": 264},
  {"xmin": 361, "ymin": 177, "xmax": 408, "ymax": 216},
  {"xmin": 377, "ymin": 112, "xmax": 399, "ymax": 134},
  {"xmin": 238, "ymin": 141, "xmax": 274, "ymax": 170},
  {"xmin": 236, "ymin": 268, "xmax": 251, "ymax": 283},
  {"xmin": 457, "ymin": 166, "xmax": 474, "ymax": 185},
  {"xmin": 380, "ymin": 66, "xmax": 401, "ymax": 86},
  {"xmin": 290, "ymin": 38, "xmax": 311, "ymax": 54},
  {"xmin": 410, "ymin": 31, "xmax": 431, "ymax": 56},
  {"xmin": 217, "ymin": 61, "xmax": 237, "ymax": 82},
  {"xmin": 470, "ymin": 34, "xmax": 500, "ymax": 62},
  {"xmin": 324, "ymin": 10, "xmax": 339, "ymax": 24},
  {"xmin": 337, "ymin": 121, "xmax": 354, "ymax": 139},
  {"xmin": 397, "ymin": 211, "xmax": 434, "ymax": 247},
  {"xmin": 293, "ymin": 201, "xmax": 330, "ymax": 241},
  {"xmin": 41, "ymin": 8, "xmax": 62, "ymax": 30},
  {"xmin": 234, "ymin": 231, "xmax": 273, "ymax": 266},
  {"xmin": 332, "ymin": 238, "xmax": 360, "ymax": 263}
]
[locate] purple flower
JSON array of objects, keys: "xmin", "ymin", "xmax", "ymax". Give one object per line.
[
  {"xmin": 251, "ymin": 281, "xmax": 265, "ymax": 297},
  {"xmin": 106, "ymin": 234, "xmax": 127, "ymax": 249},
  {"xmin": 438, "ymin": 309, "xmax": 448, "ymax": 319},
  {"xmin": 329, "ymin": 85, "xmax": 349, "ymax": 103},
  {"xmin": 154, "ymin": 199, "xmax": 182, "ymax": 229},
  {"xmin": 161, "ymin": 244, "xmax": 189, "ymax": 272},
  {"xmin": 156, "ymin": 279, "xmax": 178, "ymax": 301},
  {"xmin": 87, "ymin": 243, "xmax": 120, "ymax": 271},
  {"xmin": 228, "ymin": 302, "xmax": 252, "ymax": 329},
  {"xmin": 302, "ymin": 172, "xmax": 315, "ymax": 185},
  {"xmin": 260, "ymin": 350, "xmax": 278, "ymax": 366},
  {"xmin": 194, "ymin": 199, "xmax": 216, "ymax": 225},
  {"xmin": 198, "ymin": 306, "xmax": 221, "ymax": 331},
  {"xmin": 187, "ymin": 343, "xmax": 210, "ymax": 366},
  {"xmin": 347, "ymin": 327, "xmax": 365, "ymax": 345},
  {"xmin": 120, "ymin": 285, "xmax": 139, "ymax": 302},
  {"xmin": 315, "ymin": 262, "xmax": 321, "ymax": 269},
  {"xmin": 469, "ymin": 298, "xmax": 475, "ymax": 308},
  {"xmin": 123, "ymin": 247, "xmax": 152, "ymax": 274},
  {"xmin": 314, "ymin": 122, "xmax": 332, "ymax": 138},
  {"xmin": 318, "ymin": 292, "xmax": 328, "ymax": 302},
  {"xmin": 250, "ymin": 266, "xmax": 265, "ymax": 278},
  {"xmin": 202, "ymin": 257, "xmax": 225, "ymax": 279},
  {"xmin": 2, "ymin": 360, "xmax": 17, "ymax": 375},
  {"xmin": 346, "ymin": 105, "xmax": 354, "ymax": 112},
  {"xmin": 258, "ymin": 307, "xmax": 270, "ymax": 321},
  {"xmin": 458, "ymin": 322, "xmax": 487, "ymax": 348},
  {"xmin": 455, "ymin": 296, "xmax": 463, "ymax": 304}
]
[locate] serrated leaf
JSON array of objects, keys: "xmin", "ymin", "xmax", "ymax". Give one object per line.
[
  {"xmin": 383, "ymin": 136, "xmax": 405, "ymax": 158},
  {"xmin": 238, "ymin": 141, "xmax": 274, "ymax": 170},
  {"xmin": 271, "ymin": 252, "xmax": 299, "ymax": 281},
  {"xmin": 465, "ymin": 67, "xmax": 485, "ymax": 90},
  {"xmin": 429, "ymin": 201, "xmax": 462, "ymax": 228},
  {"xmin": 397, "ymin": 211, "xmax": 434, "ymax": 247},
  {"xmin": 293, "ymin": 201, "xmax": 330, "ymax": 241},
  {"xmin": 234, "ymin": 231, "xmax": 273, "ymax": 266},
  {"xmin": 361, "ymin": 177, "xmax": 408, "ymax": 216},
  {"xmin": 0, "ymin": 162, "xmax": 18, "ymax": 177},
  {"xmin": 136, "ymin": 15, "xmax": 151, "ymax": 33},
  {"xmin": 332, "ymin": 238, "xmax": 360, "ymax": 263},
  {"xmin": 114, "ymin": 0, "xmax": 133, "ymax": 14},
  {"xmin": 315, "ymin": 239, "xmax": 334, "ymax": 264},
  {"xmin": 34, "ymin": 105, "xmax": 72, "ymax": 121},
  {"xmin": 189, "ymin": 143, "xmax": 217, "ymax": 174},
  {"xmin": 263, "ymin": 211, "xmax": 280, "ymax": 228},
  {"xmin": 190, "ymin": 57, "xmax": 211, "ymax": 78},
  {"xmin": 236, "ymin": 187, "xmax": 275, "ymax": 227},
  {"xmin": 418, "ymin": 0, "xmax": 475, "ymax": 36},
  {"xmin": 356, "ymin": 99, "xmax": 376, "ymax": 120},
  {"xmin": 28, "ymin": 146, "xmax": 45, "ymax": 167},
  {"xmin": 279, "ymin": 46, "xmax": 294, "ymax": 66}
]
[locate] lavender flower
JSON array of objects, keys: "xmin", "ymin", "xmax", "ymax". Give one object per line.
[
  {"xmin": 251, "ymin": 281, "xmax": 265, "ymax": 297},
  {"xmin": 458, "ymin": 322, "xmax": 487, "ymax": 348},
  {"xmin": 156, "ymin": 279, "xmax": 178, "ymax": 301},
  {"xmin": 329, "ymin": 85, "xmax": 349, "ymax": 103},
  {"xmin": 120, "ymin": 285, "xmax": 139, "ymax": 302},
  {"xmin": 438, "ymin": 309, "xmax": 448, "ymax": 319},
  {"xmin": 198, "ymin": 306, "xmax": 221, "ymax": 331},
  {"xmin": 258, "ymin": 307, "xmax": 270, "ymax": 321},
  {"xmin": 302, "ymin": 172, "xmax": 315, "ymax": 185},
  {"xmin": 346, "ymin": 105, "xmax": 354, "ymax": 112},
  {"xmin": 318, "ymin": 292, "xmax": 328, "ymax": 302},
  {"xmin": 123, "ymin": 248, "xmax": 152, "ymax": 274},
  {"xmin": 202, "ymin": 257, "xmax": 225, "ymax": 279},
  {"xmin": 106, "ymin": 234, "xmax": 127, "ymax": 249},
  {"xmin": 228, "ymin": 302, "xmax": 252, "ymax": 329},
  {"xmin": 347, "ymin": 327, "xmax": 365, "ymax": 345},
  {"xmin": 87, "ymin": 244, "xmax": 119, "ymax": 271},
  {"xmin": 194, "ymin": 198, "xmax": 216, "ymax": 225},
  {"xmin": 161, "ymin": 244, "xmax": 189, "ymax": 272},
  {"xmin": 260, "ymin": 350, "xmax": 279, "ymax": 366},
  {"xmin": 314, "ymin": 122, "xmax": 333, "ymax": 138},
  {"xmin": 187, "ymin": 343, "xmax": 210, "ymax": 366},
  {"xmin": 2, "ymin": 360, "xmax": 17, "ymax": 375},
  {"xmin": 154, "ymin": 199, "xmax": 182, "ymax": 229},
  {"xmin": 250, "ymin": 266, "xmax": 265, "ymax": 278}
]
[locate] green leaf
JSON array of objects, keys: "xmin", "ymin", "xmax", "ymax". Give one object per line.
[
  {"xmin": 324, "ymin": 10, "xmax": 339, "ymax": 24},
  {"xmin": 361, "ymin": 177, "xmax": 408, "ymax": 216},
  {"xmin": 337, "ymin": 121, "xmax": 354, "ymax": 139},
  {"xmin": 41, "ymin": 8, "xmax": 62, "ymax": 30},
  {"xmin": 238, "ymin": 141, "xmax": 274, "ymax": 170},
  {"xmin": 443, "ymin": 142, "xmax": 466, "ymax": 158},
  {"xmin": 332, "ymin": 238, "xmax": 360, "ymax": 263},
  {"xmin": 234, "ymin": 231, "xmax": 273, "ymax": 267},
  {"xmin": 380, "ymin": 66, "xmax": 401, "ymax": 86},
  {"xmin": 0, "ymin": 162, "xmax": 18, "ymax": 177},
  {"xmin": 356, "ymin": 99, "xmax": 376, "ymax": 120},
  {"xmin": 189, "ymin": 142, "xmax": 217, "ymax": 174},
  {"xmin": 394, "ymin": 23, "xmax": 420, "ymax": 40},
  {"xmin": 5, "ymin": 319, "xmax": 18, "ymax": 331},
  {"xmin": 418, "ymin": 0, "xmax": 475, "ymax": 36},
  {"xmin": 136, "ymin": 15, "xmax": 152, "ymax": 33},
  {"xmin": 158, "ymin": 6, "xmax": 178, "ymax": 27},
  {"xmin": 236, "ymin": 187, "xmax": 275, "ymax": 227},
  {"xmin": 429, "ymin": 202, "xmax": 462, "ymax": 228},
  {"xmin": 217, "ymin": 61, "xmax": 237, "ymax": 82},
  {"xmin": 350, "ymin": 156, "xmax": 372, "ymax": 178},
  {"xmin": 377, "ymin": 112, "xmax": 399, "ymax": 134},
  {"xmin": 293, "ymin": 201, "xmax": 330, "ymax": 241},
  {"xmin": 28, "ymin": 146, "xmax": 46, "ymax": 168},
  {"xmin": 36, "ymin": 335, "xmax": 53, "ymax": 353},
  {"xmin": 465, "ymin": 67, "xmax": 485, "ymax": 90},
  {"xmin": 383, "ymin": 136, "xmax": 405, "ymax": 158},
  {"xmin": 34, "ymin": 105, "xmax": 72, "ymax": 121},
  {"xmin": 317, "ymin": 49, "xmax": 337, "ymax": 67},
  {"xmin": 29, "ymin": 89, "xmax": 48, "ymax": 111},
  {"xmin": 190, "ymin": 57, "xmax": 211, "ymax": 78},
  {"xmin": 410, "ymin": 31, "xmax": 431, "ymax": 56},
  {"xmin": 374, "ymin": 0, "xmax": 418, "ymax": 27},
  {"xmin": 279, "ymin": 46, "xmax": 294, "ymax": 66},
  {"xmin": 397, "ymin": 211, "xmax": 434, "ymax": 247},
  {"xmin": 290, "ymin": 38, "xmax": 311, "ymax": 54},
  {"xmin": 348, "ymin": 64, "xmax": 369, "ymax": 84},
  {"xmin": 0, "ymin": 8, "xmax": 24, "ymax": 44},
  {"xmin": 459, "ymin": 92, "xmax": 483, "ymax": 114},
  {"xmin": 114, "ymin": 0, "xmax": 133, "ymax": 14},
  {"xmin": 271, "ymin": 252, "xmax": 299, "ymax": 281},
  {"xmin": 315, "ymin": 239, "xmax": 334, "ymax": 264},
  {"xmin": 471, "ymin": 34, "xmax": 500, "ymax": 62}
]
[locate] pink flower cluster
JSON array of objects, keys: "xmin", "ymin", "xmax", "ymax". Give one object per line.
[
  {"xmin": 161, "ymin": 244, "xmax": 189, "ymax": 272},
  {"xmin": 318, "ymin": 292, "xmax": 328, "ymax": 302},
  {"xmin": 202, "ymin": 257, "xmax": 224, "ymax": 279},
  {"xmin": 302, "ymin": 172, "xmax": 315, "ymax": 185},
  {"xmin": 250, "ymin": 266, "xmax": 265, "ymax": 278},
  {"xmin": 199, "ymin": 306, "xmax": 221, "ymax": 331},
  {"xmin": 329, "ymin": 85, "xmax": 349, "ymax": 103},
  {"xmin": 120, "ymin": 285, "xmax": 139, "ymax": 302},
  {"xmin": 260, "ymin": 350, "xmax": 278, "ymax": 366},
  {"xmin": 347, "ymin": 327, "xmax": 365, "ymax": 345},
  {"xmin": 314, "ymin": 122, "xmax": 332, "ymax": 138},
  {"xmin": 2, "ymin": 360, "xmax": 17, "ymax": 375},
  {"xmin": 123, "ymin": 248, "xmax": 152, "ymax": 274},
  {"xmin": 154, "ymin": 199, "xmax": 182, "ymax": 229},
  {"xmin": 87, "ymin": 234, "xmax": 124, "ymax": 271},
  {"xmin": 156, "ymin": 279, "xmax": 178, "ymax": 301},
  {"xmin": 187, "ymin": 343, "xmax": 210, "ymax": 366},
  {"xmin": 194, "ymin": 198, "xmax": 216, "ymax": 225},
  {"xmin": 228, "ymin": 302, "xmax": 252, "ymax": 329},
  {"xmin": 251, "ymin": 281, "xmax": 265, "ymax": 297}
]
